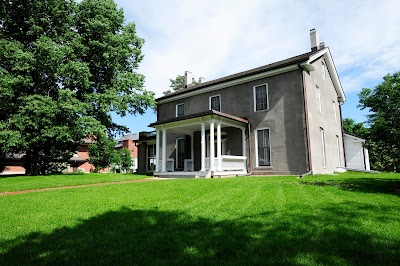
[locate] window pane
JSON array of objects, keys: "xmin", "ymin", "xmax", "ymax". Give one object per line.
[
  {"xmin": 257, "ymin": 129, "xmax": 270, "ymax": 166},
  {"xmin": 255, "ymin": 85, "xmax": 267, "ymax": 111},
  {"xmin": 177, "ymin": 104, "xmax": 184, "ymax": 117},
  {"xmin": 211, "ymin": 96, "xmax": 220, "ymax": 111}
]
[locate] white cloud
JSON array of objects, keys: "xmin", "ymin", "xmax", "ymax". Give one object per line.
[{"xmin": 115, "ymin": 0, "xmax": 400, "ymax": 97}]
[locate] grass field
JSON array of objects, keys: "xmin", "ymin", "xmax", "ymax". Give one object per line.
[
  {"xmin": 0, "ymin": 172, "xmax": 399, "ymax": 265},
  {"xmin": 0, "ymin": 173, "xmax": 148, "ymax": 193}
]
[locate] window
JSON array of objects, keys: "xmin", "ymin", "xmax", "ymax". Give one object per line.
[
  {"xmin": 255, "ymin": 128, "xmax": 271, "ymax": 166},
  {"xmin": 316, "ymin": 85, "xmax": 321, "ymax": 113},
  {"xmin": 176, "ymin": 103, "xmax": 184, "ymax": 117},
  {"xmin": 147, "ymin": 144, "xmax": 156, "ymax": 171},
  {"xmin": 253, "ymin": 84, "xmax": 268, "ymax": 111},
  {"xmin": 333, "ymin": 100, "xmax": 338, "ymax": 123},
  {"xmin": 320, "ymin": 128, "xmax": 326, "ymax": 167},
  {"xmin": 322, "ymin": 62, "xmax": 326, "ymax": 81},
  {"xmin": 209, "ymin": 95, "xmax": 221, "ymax": 112}
]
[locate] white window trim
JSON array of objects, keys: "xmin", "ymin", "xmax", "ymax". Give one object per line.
[
  {"xmin": 254, "ymin": 128, "xmax": 272, "ymax": 167},
  {"xmin": 320, "ymin": 127, "xmax": 326, "ymax": 167},
  {"xmin": 175, "ymin": 138, "xmax": 185, "ymax": 169},
  {"xmin": 146, "ymin": 142, "xmax": 156, "ymax": 172},
  {"xmin": 322, "ymin": 61, "xmax": 326, "ymax": 81},
  {"xmin": 316, "ymin": 85, "xmax": 321, "ymax": 113},
  {"xmin": 333, "ymin": 100, "xmax": 338, "ymax": 123},
  {"xmin": 209, "ymin": 94, "xmax": 221, "ymax": 112},
  {"xmin": 253, "ymin": 83, "xmax": 269, "ymax": 112},
  {"xmin": 336, "ymin": 135, "xmax": 341, "ymax": 167},
  {"xmin": 176, "ymin": 103, "xmax": 185, "ymax": 117}
]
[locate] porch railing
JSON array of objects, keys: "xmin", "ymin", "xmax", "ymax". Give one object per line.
[{"xmin": 206, "ymin": 155, "xmax": 246, "ymax": 171}]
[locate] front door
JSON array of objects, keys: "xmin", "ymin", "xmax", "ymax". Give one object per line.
[{"xmin": 176, "ymin": 138, "xmax": 185, "ymax": 170}]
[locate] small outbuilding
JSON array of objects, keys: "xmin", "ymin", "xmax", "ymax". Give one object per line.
[{"xmin": 343, "ymin": 133, "xmax": 370, "ymax": 170}]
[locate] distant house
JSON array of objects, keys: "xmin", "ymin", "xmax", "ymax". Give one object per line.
[
  {"xmin": 343, "ymin": 134, "xmax": 370, "ymax": 170},
  {"xmin": 137, "ymin": 29, "xmax": 347, "ymax": 177},
  {"xmin": 115, "ymin": 133, "xmax": 139, "ymax": 171},
  {"xmin": 1, "ymin": 134, "xmax": 140, "ymax": 175}
]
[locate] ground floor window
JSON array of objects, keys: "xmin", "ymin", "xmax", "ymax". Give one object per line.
[
  {"xmin": 147, "ymin": 144, "xmax": 156, "ymax": 171},
  {"xmin": 256, "ymin": 128, "xmax": 271, "ymax": 166}
]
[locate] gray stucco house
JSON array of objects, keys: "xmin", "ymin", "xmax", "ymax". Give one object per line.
[{"xmin": 138, "ymin": 29, "xmax": 346, "ymax": 177}]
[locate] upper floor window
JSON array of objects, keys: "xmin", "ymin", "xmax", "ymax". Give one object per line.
[
  {"xmin": 176, "ymin": 103, "xmax": 185, "ymax": 117},
  {"xmin": 209, "ymin": 95, "xmax": 221, "ymax": 112},
  {"xmin": 322, "ymin": 62, "xmax": 326, "ymax": 81},
  {"xmin": 316, "ymin": 85, "xmax": 321, "ymax": 113},
  {"xmin": 333, "ymin": 100, "xmax": 338, "ymax": 123},
  {"xmin": 253, "ymin": 83, "xmax": 268, "ymax": 112},
  {"xmin": 320, "ymin": 127, "xmax": 326, "ymax": 167}
]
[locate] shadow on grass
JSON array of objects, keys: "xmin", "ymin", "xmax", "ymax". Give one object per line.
[
  {"xmin": 1, "ymin": 203, "xmax": 399, "ymax": 265},
  {"xmin": 300, "ymin": 178, "xmax": 400, "ymax": 196}
]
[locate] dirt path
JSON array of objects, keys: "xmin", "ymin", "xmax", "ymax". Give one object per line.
[{"xmin": 0, "ymin": 178, "xmax": 168, "ymax": 196}]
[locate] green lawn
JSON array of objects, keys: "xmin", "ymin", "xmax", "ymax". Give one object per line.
[
  {"xmin": 0, "ymin": 172, "xmax": 399, "ymax": 265},
  {"xmin": 0, "ymin": 173, "xmax": 148, "ymax": 193}
]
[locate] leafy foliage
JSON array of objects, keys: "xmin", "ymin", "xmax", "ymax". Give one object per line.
[
  {"xmin": 358, "ymin": 72, "xmax": 400, "ymax": 172},
  {"xmin": 163, "ymin": 74, "xmax": 201, "ymax": 96},
  {"xmin": 88, "ymin": 136, "xmax": 117, "ymax": 172},
  {"xmin": 342, "ymin": 118, "xmax": 368, "ymax": 138},
  {"xmin": 0, "ymin": 0, "xmax": 155, "ymax": 175}
]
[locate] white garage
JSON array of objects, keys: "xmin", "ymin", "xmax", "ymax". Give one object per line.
[{"xmin": 343, "ymin": 133, "xmax": 370, "ymax": 170}]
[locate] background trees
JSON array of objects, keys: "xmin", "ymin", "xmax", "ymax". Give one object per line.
[
  {"xmin": 0, "ymin": 0, "xmax": 155, "ymax": 175},
  {"xmin": 163, "ymin": 74, "xmax": 201, "ymax": 95},
  {"xmin": 357, "ymin": 72, "xmax": 400, "ymax": 172}
]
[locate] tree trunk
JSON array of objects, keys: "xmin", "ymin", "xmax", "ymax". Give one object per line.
[{"xmin": 24, "ymin": 148, "xmax": 41, "ymax": 176}]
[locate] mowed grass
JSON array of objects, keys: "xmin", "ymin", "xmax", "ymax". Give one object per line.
[
  {"xmin": 0, "ymin": 173, "xmax": 148, "ymax": 193},
  {"xmin": 0, "ymin": 172, "xmax": 399, "ymax": 265}
]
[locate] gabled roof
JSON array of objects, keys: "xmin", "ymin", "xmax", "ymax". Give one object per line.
[{"xmin": 157, "ymin": 47, "xmax": 345, "ymax": 104}]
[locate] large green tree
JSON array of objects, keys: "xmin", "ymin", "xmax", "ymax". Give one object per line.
[
  {"xmin": 0, "ymin": 0, "xmax": 155, "ymax": 175},
  {"xmin": 358, "ymin": 72, "xmax": 400, "ymax": 172}
]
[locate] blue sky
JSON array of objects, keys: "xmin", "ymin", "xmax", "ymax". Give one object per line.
[{"xmin": 111, "ymin": 0, "xmax": 400, "ymax": 134}]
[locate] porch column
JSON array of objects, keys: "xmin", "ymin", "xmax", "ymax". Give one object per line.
[
  {"xmin": 155, "ymin": 129, "xmax": 160, "ymax": 171},
  {"xmin": 217, "ymin": 123, "xmax": 222, "ymax": 171},
  {"xmin": 210, "ymin": 121, "xmax": 215, "ymax": 171},
  {"xmin": 162, "ymin": 129, "xmax": 167, "ymax": 172},
  {"xmin": 191, "ymin": 134, "xmax": 194, "ymax": 160},
  {"xmin": 201, "ymin": 123, "xmax": 205, "ymax": 171},
  {"xmin": 241, "ymin": 128, "xmax": 246, "ymax": 157},
  {"xmin": 242, "ymin": 127, "xmax": 247, "ymax": 171}
]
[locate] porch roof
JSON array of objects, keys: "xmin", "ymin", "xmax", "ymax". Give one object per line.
[{"xmin": 149, "ymin": 110, "xmax": 248, "ymax": 128}]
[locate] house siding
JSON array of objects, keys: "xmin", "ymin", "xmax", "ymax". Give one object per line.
[
  {"xmin": 158, "ymin": 69, "xmax": 308, "ymax": 175},
  {"xmin": 304, "ymin": 57, "xmax": 345, "ymax": 174}
]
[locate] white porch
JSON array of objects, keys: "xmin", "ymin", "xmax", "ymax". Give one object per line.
[{"xmin": 150, "ymin": 110, "xmax": 249, "ymax": 178}]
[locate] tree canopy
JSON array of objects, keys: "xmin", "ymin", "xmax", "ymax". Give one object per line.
[
  {"xmin": 0, "ymin": 0, "xmax": 155, "ymax": 175},
  {"xmin": 357, "ymin": 72, "xmax": 400, "ymax": 172},
  {"xmin": 342, "ymin": 118, "xmax": 367, "ymax": 138},
  {"xmin": 163, "ymin": 74, "xmax": 201, "ymax": 96}
]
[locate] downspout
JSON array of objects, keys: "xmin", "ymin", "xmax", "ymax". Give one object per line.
[
  {"xmin": 247, "ymin": 122, "xmax": 252, "ymax": 175},
  {"xmin": 299, "ymin": 65, "xmax": 313, "ymax": 177},
  {"xmin": 339, "ymin": 103, "xmax": 347, "ymax": 167}
]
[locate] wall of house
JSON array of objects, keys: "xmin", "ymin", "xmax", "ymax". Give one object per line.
[
  {"xmin": 304, "ymin": 57, "xmax": 345, "ymax": 174},
  {"xmin": 158, "ymin": 69, "xmax": 309, "ymax": 175}
]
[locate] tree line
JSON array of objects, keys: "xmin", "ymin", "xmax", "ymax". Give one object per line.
[{"xmin": 343, "ymin": 72, "xmax": 400, "ymax": 172}]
